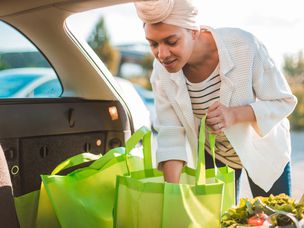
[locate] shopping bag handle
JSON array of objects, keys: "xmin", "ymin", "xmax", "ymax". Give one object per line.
[
  {"xmin": 196, "ymin": 116, "xmax": 207, "ymax": 184},
  {"xmin": 89, "ymin": 127, "xmax": 152, "ymax": 172},
  {"xmin": 51, "ymin": 152, "xmax": 102, "ymax": 175},
  {"xmin": 125, "ymin": 126, "xmax": 152, "ymax": 175},
  {"xmin": 208, "ymin": 132, "xmax": 218, "ymax": 176},
  {"xmin": 196, "ymin": 116, "xmax": 217, "ymax": 185}
]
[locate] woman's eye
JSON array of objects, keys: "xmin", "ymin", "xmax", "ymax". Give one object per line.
[
  {"xmin": 149, "ymin": 42, "xmax": 158, "ymax": 48},
  {"xmin": 167, "ymin": 41, "xmax": 177, "ymax": 46}
]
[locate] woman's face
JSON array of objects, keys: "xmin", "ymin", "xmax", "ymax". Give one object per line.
[{"xmin": 144, "ymin": 22, "xmax": 195, "ymax": 73}]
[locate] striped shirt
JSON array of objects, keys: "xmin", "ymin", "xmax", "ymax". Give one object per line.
[{"xmin": 186, "ymin": 65, "xmax": 242, "ymax": 169}]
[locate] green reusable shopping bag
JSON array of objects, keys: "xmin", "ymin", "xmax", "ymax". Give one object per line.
[
  {"xmin": 114, "ymin": 116, "xmax": 234, "ymax": 228},
  {"xmin": 206, "ymin": 131, "xmax": 236, "ymax": 213},
  {"xmin": 36, "ymin": 152, "xmax": 102, "ymax": 228},
  {"xmin": 41, "ymin": 126, "xmax": 150, "ymax": 228},
  {"xmin": 14, "ymin": 152, "xmax": 100, "ymax": 228},
  {"xmin": 14, "ymin": 190, "xmax": 40, "ymax": 228}
]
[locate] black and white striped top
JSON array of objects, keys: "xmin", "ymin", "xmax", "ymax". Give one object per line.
[{"xmin": 186, "ymin": 65, "xmax": 243, "ymax": 169}]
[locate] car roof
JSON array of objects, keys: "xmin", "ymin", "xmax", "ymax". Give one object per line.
[{"xmin": 0, "ymin": 0, "xmax": 138, "ymax": 17}]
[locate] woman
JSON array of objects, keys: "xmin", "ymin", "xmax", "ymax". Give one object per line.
[{"xmin": 134, "ymin": 0, "xmax": 297, "ymax": 199}]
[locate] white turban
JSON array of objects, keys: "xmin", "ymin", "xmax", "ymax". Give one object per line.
[{"xmin": 134, "ymin": 0, "xmax": 200, "ymax": 31}]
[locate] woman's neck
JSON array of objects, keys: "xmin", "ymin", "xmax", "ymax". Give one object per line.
[{"xmin": 183, "ymin": 31, "xmax": 219, "ymax": 83}]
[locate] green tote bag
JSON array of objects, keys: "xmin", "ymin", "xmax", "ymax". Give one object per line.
[
  {"xmin": 206, "ymin": 131, "xmax": 236, "ymax": 214},
  {"xmin": 114, "ymin": 116, "xmax": 234, "ymax": 228},
  {"xmin": 14, "ymin": 190, "xmax": 40, "ymax": 228},
  {"xmin": 14, "ymin": 152, "xmax": 101, "ymax": 228},
  {"xmin": 41, "ymin": 126, "xmax": 151, "ymax": 228},
  {"xmin": 36, "ymin": 152, "xmax": 102, "ymax": 228}
]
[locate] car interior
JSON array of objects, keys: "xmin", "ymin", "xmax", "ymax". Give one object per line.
[{"xmin": 0, "ymin": 0, "xmax": 139, "ymax": 226}]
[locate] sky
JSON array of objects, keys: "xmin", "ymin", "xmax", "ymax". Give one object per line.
[{"xmin": 66, "ymin": 0, "xmax": 304, "ymax": 69}]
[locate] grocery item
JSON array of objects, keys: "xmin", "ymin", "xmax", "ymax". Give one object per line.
[{"xmin": 221, "ymin": 194, "xmax": 304, "ymax": 228}]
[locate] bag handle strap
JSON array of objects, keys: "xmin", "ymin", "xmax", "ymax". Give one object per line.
[
  {"xmin": 196, "ymin": 116, "xmax": 217, "ymax": 185},
  {"xmin": 125, "ymin": 126, "xmax": 152, "ymax": 175},
  {"xmin": 208, "ymin": 132, "xmax": 218, "ymax": 175},
  {"xmin": 196, "ymin": 116, "xmax": 207, "ymax": 184},
  {"xmin": 51, "ymin": 153, "xmax": 102, "ymax": 175},
  {"xmin": 88, "ymin": 147, "xmax": 125, "ymax": 170},
  {"xmin": 50, "ymin": 127, "xmax": 152, "ymax": 175}
]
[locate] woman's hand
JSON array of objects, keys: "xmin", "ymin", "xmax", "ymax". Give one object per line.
[
  {"xmin": 206, "ymin": 101, "xmax": 235, "ymax": 134},
  {"xmin": 206, "ymin": 101, "xmax": 256, "ymax": 134}
]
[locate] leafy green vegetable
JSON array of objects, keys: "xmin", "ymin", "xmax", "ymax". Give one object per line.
[{"xmin": 221, "ymin": 194, "xmax": 304, "ymax": 227}]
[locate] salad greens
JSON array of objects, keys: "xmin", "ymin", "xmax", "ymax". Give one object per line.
[{"xmin": 221, "ymin": 194, "xmax": 304, "ymax": 228}]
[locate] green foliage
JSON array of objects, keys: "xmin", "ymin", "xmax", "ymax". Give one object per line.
[
  {"xmin": 283, "ymin": 50, "xmax": 304, "ymax": 78},
  {"xmin": 140, "ymin": 53, "xmax": 154, "ymax": 72},
  {"xmin": 139, "ymin": 53, "xmax": 154, "ymax": 90},
  {"xmin": 221, "ymin": 194, "xmax": 304, "ymax": 227},
  {"xmin": 283, "ymin": 50, "xmax": 304, "ymax": 131},
  {"xmin": 288, "ymin": 84, "xmax": 304, "ymax": 131},
  {"xmin": 87, "ymin": 17, "xmax": 120, "ymax": 75},
  {"xmin": 0, "ymin": 56, "xmax": 8, "ymax": 70},
  {"xmin": 0, "ymin": 52, "xmax": 51, "ymax": 69}
]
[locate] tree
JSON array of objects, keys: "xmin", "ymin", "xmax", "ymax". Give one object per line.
[
  {"xmin": 0, "ymin": 56, "xmax": 8, "ymax": 70},
  {"xmin": 283, "ymin": 50, "xmax": 304, "ymax": 130},
  {"xmin": 140, "ymin": 53, "xmax": 154, "ymax": 90},
  {"xmin": 288, "ymin": 85, "xmax": 304, "ymax": 130},
  {"xmin": 87, "ymin": 17, "xmax": 120, "ymax": 75},
  {"xmin": 140, "ymin": 53, "xmax": 154, "ymax": 73},
  {"xmin": 283, "ymin": 50, "xmax": 304, "ymax": 79}
]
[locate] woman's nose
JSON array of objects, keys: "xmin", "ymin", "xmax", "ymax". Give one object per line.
[{"xmin": 157, "ymin": 44, "xmax": 170, "ymax": 61}]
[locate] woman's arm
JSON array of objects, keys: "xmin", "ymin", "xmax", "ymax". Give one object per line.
[
  {"xmin": 151, "ymin": 62, "xmax": 188, "ymax": 183},
  {"xmin": 249, "ymin": 40, "xmax": 297, "ymax": 136},
  {"xmin": 208, "ymin": 38, "xmax": 297, "ymax": 136},
  {"xmin": 162, "ymin": 160, "xmax": 184, "ymax": 183}
]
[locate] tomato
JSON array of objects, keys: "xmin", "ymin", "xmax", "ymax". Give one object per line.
[{"xmin": 247, "ymin": 213, "xmax": 268, "ymax": 226}]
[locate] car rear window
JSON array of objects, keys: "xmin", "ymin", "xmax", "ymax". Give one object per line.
[{"xmin": 0, "ymin": 21, "xmax": 62, "ymax": 98}]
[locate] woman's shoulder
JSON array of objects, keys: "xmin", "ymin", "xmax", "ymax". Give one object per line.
[
  {"xmin": 214, "ymin": 27, "xmax": 256, "ymax": 42},
  {"xmin": 210, "ymin": 26, "xmax": 262, "ymax": 52}
]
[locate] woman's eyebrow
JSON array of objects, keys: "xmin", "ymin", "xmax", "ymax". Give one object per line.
[
  {"xmin": 146, "ymin": 34, "xmax": 178, "ymax": 42},
  {"xmin": 165, "ymin": 34, "xmax": 178, "ymax": 40}
]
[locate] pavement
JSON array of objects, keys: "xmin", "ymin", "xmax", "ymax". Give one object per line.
[{"xmin": 291, "ymin": 161, "xmax": 304, "ymax": 201}]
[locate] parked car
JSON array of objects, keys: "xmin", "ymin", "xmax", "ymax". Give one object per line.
[
  {"xmin": 0, "ymin": 67, "xmax": 62, "ymax": 98},
  {"xmin": 0, "ymin": 0, "xmax": 151, "ymax": 226}
]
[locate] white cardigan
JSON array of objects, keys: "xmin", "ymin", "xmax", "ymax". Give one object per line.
[{"xmin": 150, "ymin": 26, "xmax": 297, "ymax": 192}]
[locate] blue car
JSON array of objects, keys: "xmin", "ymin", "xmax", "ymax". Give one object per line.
[{"xmin": 0, "ymin": 68, "xmax": 62, "ymax": 98}]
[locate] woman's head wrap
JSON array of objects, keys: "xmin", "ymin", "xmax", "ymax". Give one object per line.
[{"xmin": 134, "ymin": 0, "xmax": 200, "ymax": 31}]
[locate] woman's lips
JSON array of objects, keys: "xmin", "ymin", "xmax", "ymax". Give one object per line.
[{"xmin": 162, "ymin": 59, "xmax": 177, "ymax": 68}]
